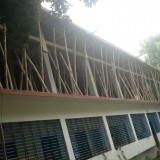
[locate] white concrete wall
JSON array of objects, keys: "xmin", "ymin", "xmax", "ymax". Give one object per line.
[{"xmin": 0, "ymin": 92, "xmax": 160, "ymax": 160}]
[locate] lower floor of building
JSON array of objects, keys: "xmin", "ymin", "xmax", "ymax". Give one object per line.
[{"xmin": 0, "ymin": 89, "xmax": 160, "ymax": 160}]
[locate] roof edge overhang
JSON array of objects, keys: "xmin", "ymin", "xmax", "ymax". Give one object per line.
[{"xmin": 1, "ymin": 89, "xmax": 160, "ymax": 104}]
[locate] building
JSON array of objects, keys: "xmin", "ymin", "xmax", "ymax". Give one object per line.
[{"xmin": 0, "ymin": 8, "xmax": 160, "ymax": 160}]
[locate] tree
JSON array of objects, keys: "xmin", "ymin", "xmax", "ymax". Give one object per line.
[
  {"xmin": 0, "ymin": 0, "xmax": 98, "ymax": 51},
  {"xmin": 140, "ymin": 35, "xmax": 160, "ymax": 69}
]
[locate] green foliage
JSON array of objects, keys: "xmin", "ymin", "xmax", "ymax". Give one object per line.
[
  {"xmin": 0, "ymin": 0, "xmax": 98, "ymax": 51},
  {"xmin": 0, "ymin": 0, "xmax": 41, "ymax": 50},
  {"xmin": 80, "ymin": 0, "xmax": 98, "ymax": 7},
  {"xmin": 140, "ymin": 35, "xmax": 160, "ymax": 69}
]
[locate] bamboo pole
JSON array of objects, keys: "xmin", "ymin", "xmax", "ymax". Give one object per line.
[
  {"xmin": 48, "ymin": 51, "xmax": 69, "ymax": 94},
  {"xmin": 0, "ymin": 42, "xmax": 13, "ymax": 89},
  {"xmin": 3, "ymin": 25, "xmax": 8, "ymax": 89},
  {"xmin": 63, "ymin": 29, "xmax": 75, "ymax": 93},
  {"xmin": 84, "ymin": 40, "xmax": 88, "ymax": 95},
  {"xmin": 19, "ymin": 68, "xmax": 24, "ymax": 90},
  {"xmin": 119, "ymin": 73, "xmax": 133, "ymax": 98},
  {"xmin": 73, "ymin": 34, "xmax": 78, "ymax": 94},
  {"xmin": 16, "ymin": 54, "xmax": 33, "ymax": 91},
  {"xmin": 31, "ymin": 76, "xmax": 38, "ymax": 91},
  {"xmin": 59, "ymin": 52, "xmax": 83, "ymax": 95},
  {"xmin": 105, "ymin": 49, "xmax": 110, "ymax": 97},
  {"xmin": 26, "ymin": 55, "xmax": 49, "ymax": 92},
  {"xmin": 53, "ymin": 27, "xmax": 61, "ymax": 93},
  {"xmin": 100, "ymin": 47, "xmax": 108, "ymax": 96},
  {"xmin": 19, "ymin": 57, "xmax": 24, "ymax": 90},
  {"xmin": 0, "ymin": 82, "xmax": 3, "ymax": 88},
  {"xmin": 74, "ymin": 35, "xmax": 77, "ymax": 83},
  {"xmin": 10, "ymin": 67, "xmax": 17, "ymax": 90},
  {"xmin": 123, "ymin": 74, "xmax": 134, "ymax": 96},
  {"xmin": 38, "ymin": 22, "xmax": 44, "ymax": 91},
  {"xmin": 95, "ymin": 66, "xmax": 107, "ymax": 96},
  {"xmin": 7, "ymin": 67, "xmax": 13, "ymax": 89},
  {"xmin": 24, "ymin": 49, "xmax": 28, "ymax": 90},
  {"xmin": 92, "ymin": 44, "xmax": 96, "ymax": 82}
]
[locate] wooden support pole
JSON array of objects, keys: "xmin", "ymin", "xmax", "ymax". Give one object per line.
[
  {"xmin": 3, "ymin": 25, "xmax": 8, "ymax": 89},
  {"xmin": 95, "ymin": 66, "xmax": 107, "ymax": 96},
  {"xmin": 0, "ymin": 42, "xmax": 13, "ymax": 89},
  {"xmin": 109, "ymin": 51, "xmax": 124, "ymax": 99},
  {"xmin": 19, "ymin": 67, "xmax": 24, "ymax": 90},
  {"xmin": 59, "ymin": 52, "xmax": 83, "ymax": 95},
  {"xmin": 53, "ymin": 27, "xmax": 62, "ymax": 93},
  {"xmin": 38, "ymin": 21, "xmax": 44, "ymax": 91},
  {"xmin": 105, "ymin": 49, "xmax": 110, "ymax": 97},
  {"xmin": 0, "ymin": 82, "xmax": 3, "ymax": 88},
  {"xmin": 39, "ymin": 26, "xmax": 57, "ymax": 93},
  {"xmin": 48, "ymin": 51, "xmax": 69, "ymax": 94},
  {"xmin": 27, "ymin": 55, "xmax": 49, "ymax": 92},
  {"xmin": 119, "ymin": 73, "xmax": 133, "ymax": 99},
  {"xmin": 128, "ymin": 58, "xmax": 140, "ymax": 99},
  {"xmin": 83, "ymin": 40, "xmax": 98, "ymax": 97},
  {"xmin": 100, "ymin": 47, "xmax": 108, "ymax": 97},
  {"xmin": 24, "ymin": 49, "xmax": 28, "ymax": 90},
  {"xmin": 151, "ymin": 71, "xmax": 160, "ymax": 101},
  {"xmin": 16, "ymin": 54, "xmax": 33, "ymax": 91},
  {"xmin": 84, "ymin": 40, "xmax": 88, "ymax": 95},
  {"xmin": 63, "ymin": 29, "xmax": 75, "ymax": 93},
  {"xmin": 10, "ymin": 66, "xmax": 17, "ymax": 90},
  {"xmin": 92, "ymin": 44, "xmax": 96, "ymax": 82},
  {"xmin": 73, "ymin": 34, "xmax": 78, "ymax": 94}
]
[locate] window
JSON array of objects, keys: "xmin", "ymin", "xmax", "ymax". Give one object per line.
[
  {"xmin": 66, "ymin": 117, "xmax": 111, "ymax": 160},
  {"xmin": 0, "ymin": 145, "xmax": 3, "ymax": 160},
  {"xmin": 42, "ymin": 135, "xmax": 63, "ymax": 159},
  {"xmin": 147, "ymin": 113, "xmax": 160, "ymax": 133},
  {"xmin": 131, "ymin": 114, "xmax": 151, "ymax": 140},
  {"xmin": 2, "ymin": 120, "xmax": 69, "ymax": 160},
  {"xmin": 107, "ymin": 115, "xmax": 135, "ymax": 149},
  {"xmin": 0, "ymin": 133, "xmax": 3, "ymax": 160}
]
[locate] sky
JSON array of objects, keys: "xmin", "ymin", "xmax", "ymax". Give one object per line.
[{"xmin": 42, "ymin": 0, "xmax": 160, "ymax": 57}]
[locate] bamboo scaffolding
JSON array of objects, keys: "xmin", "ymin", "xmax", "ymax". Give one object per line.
[
  {"xmin": 30, "ymin": 35, "xmax": 160, "ymax": 83},
  {"xmin": 0, "ymin": 19, "xmax": 160, "ymax": 101}
]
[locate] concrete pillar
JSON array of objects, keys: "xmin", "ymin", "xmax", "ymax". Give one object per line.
[
  {"xmin": 60, "ymin": 118, "xmax": 75, "ymax": 160},
  {"xmin": 128, "ymin": 114, "xmax": 138, "ymax": 141},
  {"xmin": 102, "ymin": 116, "xmax": 115, "ymax": 150}
]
